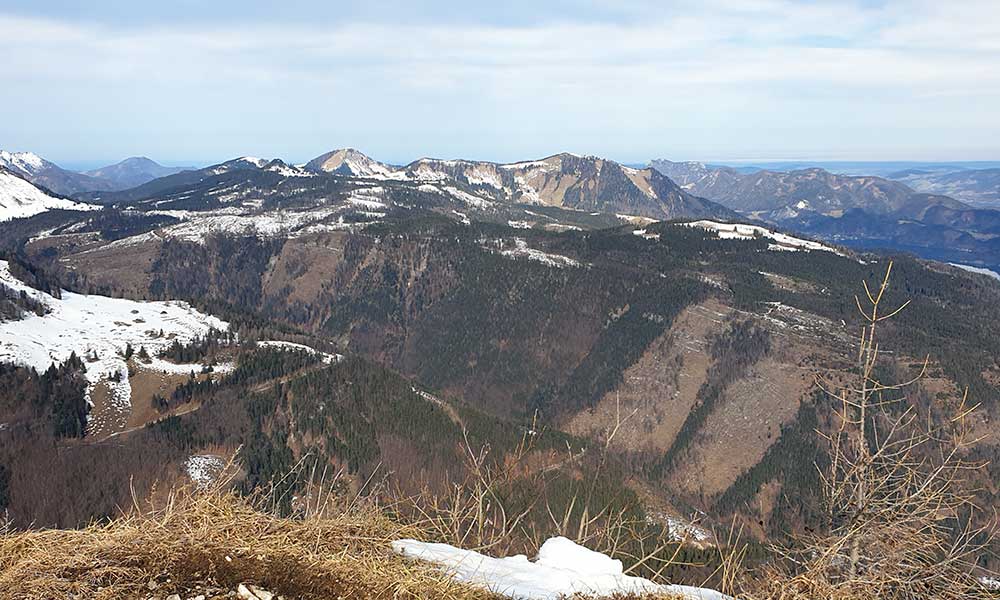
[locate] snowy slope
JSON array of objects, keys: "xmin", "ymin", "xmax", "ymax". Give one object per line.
[
  {"xmin": 393, "ymin": 536, "xmax": 730, "ymax": 600},
  {"xmin": 0, "ymin": 260, "xmax": 228, "ymax": 431},
  {"xmin": 681, "ymin": 220, "xmax": 846, "ymax": 255},
  {"xmin": 950, "ymin": 263, "xmax": 1000, "ymax": 281},
  {"xmin": 0, "ymin": 150, "xmax": 46, "ymax": 176},
  {"xmin": 0, "ymin": 168, "xmax": 98, "ymax": 221}
]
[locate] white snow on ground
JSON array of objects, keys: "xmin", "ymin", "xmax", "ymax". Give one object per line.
[
  {"xmin": 152, "ymin": 207, "xmax": 346, "ymax": 243},
  {"xmin": 682, "ymin": 220, "xmax": 846, "ymax": 256},
  {"xmin": 185, "ymin": 454, "xmax": 226, "ymax": 489},
  {"xmin": 347, "ymin": 195, "xmax": 388, "ymax": 210},
  {"xmin": 452, "ymin": 210, "xmax": 471, "ymax": 225},
  {"xmin": 950, "ymin": 263, "xmax": 1000, "ymax": 281},
  {"xmin": 256, "ymin": 340, "xmax": 343, "ymax": 364},
  {"xmin": 664, "ymin": 515, "xmax": 712, "ymax": 544},
  {"xmin": 633, "ymin": 228, "xmax": 661, "ymax": 241},
  {"xmin": 981, "ymin": 577, "xmax": 1000, "ymax": 591},
  {"xmin": 0, "ymin": 260, "xmax": 228, "ymax": 434},
  {"xmin": 144, "ymin": 356, "xmax": 234, "ymax": 375},
  {"xmin": 264, "ymin": 162, "xmax": 315, "ymax": 178},
  {"xmin": 416, "ymin": 183, "xmax": 494, "ymax": 209},
  {"xmin": 0, "ymin": 169, "xmax": 99, "ymax": 221},
  {"xmin": 617, "ymin": 214, "xmax": 658, "ymax": 227},
  {"xmin": 492, "ymin": 238, "xmax": 582, "ymax": 268},
  {"xmin": 443, "ymin": 186, "xmax": 494, "ymax": 209},
  {"xmin": 393, "ymin": 537, "xmax": 730, "ymax": 600}
]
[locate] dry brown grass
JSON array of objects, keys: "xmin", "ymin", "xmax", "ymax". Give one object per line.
[{"xmin": 0, "ymin": 486, "xmax": 503, "ymax": 600}]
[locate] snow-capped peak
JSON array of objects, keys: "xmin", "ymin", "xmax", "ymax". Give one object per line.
[
  {"xmin": 0, "ymin": 150, "xmax": 48, "ymax": 176},
  {"xmin": 235, "ymin": 156, "xmax": 268, "ymax": 168},
  {"xmin": 306, "ymin": 148, "xmax": 395, "ymax": 177}
]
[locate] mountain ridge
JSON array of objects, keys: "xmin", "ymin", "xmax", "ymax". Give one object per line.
[
  {"xmin": 650, "ymin": 158, "xmax": 1000, "ymax": 270},
  {"xmin": 307, "ymin": 149, "xmax": 737, "ymax": 221}
]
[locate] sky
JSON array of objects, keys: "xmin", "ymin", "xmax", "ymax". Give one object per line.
[{"xmin": 1, "ymin": 0, "xmax": 998, "ymax": 167}]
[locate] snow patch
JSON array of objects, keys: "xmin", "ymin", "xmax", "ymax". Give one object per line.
[
  {"xmin": 682, "ymin": 220, "xmax": 846, "ymax": 256},
  {"xmin": 949, "ymin": 263, "xmax": 1000, "ymax": 281},
  {"xmin": 256, "ymin": 340, "xmax": 342, "ymax": 364},
  {"xmin": 185, "ymin": 454, "xmax": 226, "ymax": 489},
  {"xmin": 393, "ymin": 536, "xmax": 729, "ymax": 600},
  {"xmin": 492, "ymin": 238, "xmax": 581, "ymax": 268}
]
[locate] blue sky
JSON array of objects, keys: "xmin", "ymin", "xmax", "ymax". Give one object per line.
[{"xmin": 1, "ymin": 0, "xmax": 998, "ymax": 166}]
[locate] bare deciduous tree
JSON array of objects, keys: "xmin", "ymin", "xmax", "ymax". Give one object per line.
[{"xmin": 750, "ymin": 261, "xmax": 997, "ymax": 600}]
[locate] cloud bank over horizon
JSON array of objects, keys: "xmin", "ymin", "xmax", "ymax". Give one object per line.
[{"xmin": 1, "ymin": 0, "xmax": 998, "ymax": 165}]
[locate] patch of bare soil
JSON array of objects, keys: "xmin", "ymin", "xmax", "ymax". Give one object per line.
[
  {"xmin": 668, "ymin": 352, "xmax": 815, "ymax": 498},
  {"xmin": 564, "ymin": 299, "xmax": 732, "ymax": 453},
  {"xmin": 124, "ymin": 365, "xmax": 201, "ymax": 430},
  {"xmin": 85, "ymin": 381, "xmax": 128, "ymax": 438}
]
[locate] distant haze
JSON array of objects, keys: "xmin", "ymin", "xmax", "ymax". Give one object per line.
[{"xmin": 1, "ymin": 0, "xmax": 998, "ymax": 164}]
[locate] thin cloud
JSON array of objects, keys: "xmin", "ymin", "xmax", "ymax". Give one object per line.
[{"xmin": 1, "ymin": 0, "xmax": 997, "ymax": 163}]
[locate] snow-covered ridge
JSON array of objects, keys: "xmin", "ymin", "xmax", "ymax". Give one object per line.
[
  {"xmin": 0, "ymin": 150, "xmax": 47, "ymax": 176},
  {"xmin": 393, "ymin": 536, "xmax": 729, "ymax": 600},
  {"xmin": 0, "ymin": 169, "xmax": 99, "ymax": 221},
  {"xmin": 0, "ymin": 260, "xmax": 228, "ymax": 432},
  {"xmin": 682, "ymin": 220, "xmax": 846, "ymax": 256},
  {"xmin": 949, "ymin": 263, "xmax": 1000, "ymax": 281}
]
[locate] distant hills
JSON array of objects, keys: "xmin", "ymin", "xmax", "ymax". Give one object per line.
[
  {"xmin": 651, "ymin": 159, "xmax": 1000, "ymax": 270},
  {"xmin": 83, "ymin": 157, "xmax": 192, "ymax": 190},
  {"xmin": 887, "ymin": 166, "xmax": 1000, "ymax": 208},
  {"xmin": 0, "ymin": 150, "xmax": 192, "ymax": 196},
  {"xmin": 3, "ymin": 146, "xmax": 999, "ymax": 271}
]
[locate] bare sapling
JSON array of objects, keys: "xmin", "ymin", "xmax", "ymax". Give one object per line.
[{"xmin": 749, "ymin": 261, "xmax": 997, "ymax": 600}]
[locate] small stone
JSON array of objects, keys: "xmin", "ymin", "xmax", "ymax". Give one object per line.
[
  {"xmin": 249, "ymin": 586, "xmax": 274, "ymax": 600},
  {"xmin": 166, "ymin": 595, "xmax": 181, "ymax": 600},
  {"xmin": 237, "ymin": 584, "xmax": 256, "ymax": 600},
  {"xmin": 148, "ymin": 580, "xmax": 160, "ymax": 591}
]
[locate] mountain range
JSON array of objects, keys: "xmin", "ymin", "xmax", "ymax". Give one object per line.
[
  {"xmin": 887, "ymin": 166, "xmax": 1000, "ymax": 208},
  {"xmin": 0, "ymin": 151, "xmax": 191, "ymax": 196},
  {"xmin": 651, "ymin": 159, "xmax": 1000, "ymax": 271},
  {"xmin": 308, "ymin": 149, "xmax": 737, "ymax": 220},
  {"xmin": 4, "ymin": 147, "xmax": 1000, "ymax": 273}
]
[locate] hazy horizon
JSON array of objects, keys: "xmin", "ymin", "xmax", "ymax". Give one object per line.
[{"xmin": 46, "ymin": 155, "xmax": 1000, "ymax": 175}]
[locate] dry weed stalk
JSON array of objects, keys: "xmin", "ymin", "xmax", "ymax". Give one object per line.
[
  {"xmin": 750, "ymin": 261, "xmax": 997, "ymax": 600},
  {"xmin": 386, "ymin": 404, "xmax": 697, "ymax": 586}
]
